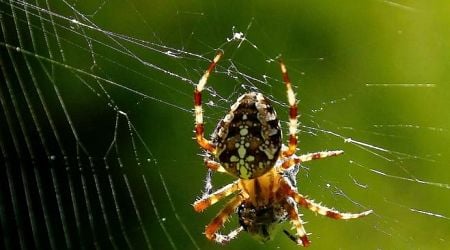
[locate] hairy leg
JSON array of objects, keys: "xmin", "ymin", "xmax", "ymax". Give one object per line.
[
  {"xmin": 204, "ymin": 195, "xmax": 244, "ymax": 241},
  {"xmin": 193, "ymin": 180, "xmax": 240, "ymax": 212}
]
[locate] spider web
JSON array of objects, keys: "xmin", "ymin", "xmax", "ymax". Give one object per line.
[{"xmin": 1, "ymin": 0, "xmax": 449, "ymax": 249}]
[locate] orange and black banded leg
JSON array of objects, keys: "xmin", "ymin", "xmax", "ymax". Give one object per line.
[
  {"xmin": 194, "ymin": 51, "xmax": 223, "ymax": 154},
  {"xmin": 279, "ymin": 60, "xmax": 298, "ymax": 157},
  {"xmin": 193, "ymin": 180, "xmax": 239, "ymax": 212},
  {"xmin": 281, "ymin": 199, "xmax": 310, "ymax": 247},
  {"xmin": 204, "ymin": 195, "xmax": 244, "ymax": 242},
  {"xmin": 280, "ymin": 180, "xmax": 373, "ymax": 220},
  {"xmin": 281, "ymin": 150, "xmax": 344, "ymax": 169}
]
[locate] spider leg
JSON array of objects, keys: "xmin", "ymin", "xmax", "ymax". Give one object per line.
[
  {"xmin": 280, "ymin": 180, "xmax": 373, "ymax": 220},
  {"xmin": 204, "ymin": 159, "xmax": 228, "ymax": 173},
  {"xmin": 279, "ymin": 60, "xmax": 298, "ymax": 157},
  {"xmin": 204, "ymin": 195, "xmax": 244, "ymax": 241},
  {"xmin": 201, "ymin": 159, "xmax": 234, "ymax": 198},
  {"xmin": 193, "ymin": 180, "xmax": 240, "ymax": 212},
  {"xmin": 202, "ymin": 168, "xmax": 214, "ymax": 196},
  {"xmin": 194, "ymin": 51, "xmax": 223, "ymax": 154},
  {"xmin": 281, "ymin": 150, "xmax": 344, "ymax": 169},
  {"xmin": 211, "ymin": 226, "xmax": 244, "ymax": 244},
  {"xmin": 281, "ymin": 198, "xmax": 310, "ymax": 247}
]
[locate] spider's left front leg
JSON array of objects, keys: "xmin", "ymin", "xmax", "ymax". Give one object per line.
[
  {"xmin": 280, "ymin": 198, "xmax": 310, "ymax": 247},
  {"xmin": 280, "ymin": 180, "xmax": 373, "ymax": 220}
]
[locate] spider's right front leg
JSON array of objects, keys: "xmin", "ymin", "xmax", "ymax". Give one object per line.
[{"xmin": 204, "ymin": 195, "xmax": 244, "ymax": 242}]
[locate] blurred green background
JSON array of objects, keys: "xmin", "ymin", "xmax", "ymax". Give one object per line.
[{"xmin": 1, "ymin": 0, "xmax": 450, "ymax": 249}]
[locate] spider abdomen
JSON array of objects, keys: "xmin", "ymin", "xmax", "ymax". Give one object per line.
[{"xmin": 212, "ymin": 92, "xmax": 282, "ymax": 179}]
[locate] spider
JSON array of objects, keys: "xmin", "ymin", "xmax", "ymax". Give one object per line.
[{"xmin": 193, "ymin": 51, "xmax": 372, "ymax": 247}]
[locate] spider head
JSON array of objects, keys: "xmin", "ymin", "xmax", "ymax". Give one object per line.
[
  {"xmin": 212, "ymin": 92, "xmax": 282, "ymax": 179},
  {"xmin": 238, "ymin": 202, "xmax": 286, "ymax": 243}
]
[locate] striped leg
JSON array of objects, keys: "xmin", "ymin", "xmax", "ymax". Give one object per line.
[
  {"xmin": 204, "ymin": 195, "xmax": 244, "ymax": 241},
  {"xmin": 297, "ymin": 195, "xmax": 372, "ymax": 220},
  {"xmin": 281, "ymin": 150, "xmax": 344, "ymax": 169},
  {"xmin": 194, "ymin": 51, "xmax": 223, "ymax": 154},
  {"xmin": 280, "ymin": 181, "xmax": 372, "ymax": 220},
  {"xmin": 281, "ymin": 199, "xmax": 310, "ymax": 247},
  {"xmin": 193, "ymin": 180, "xmax": 239, "ymax": 212},
  {"xmin": 279, "ymin": 60, "xmax": 298, "ymax": 157},
  {"xmin": 211, "ymin": 227, "xmax": 244, "ymax": 244},
  {"xmin": 200, "ymin": 160, "xmax": 231, "ymax": 202},
  {"xmin": 204, "ymin": 159, "xmax": 228, "ymax": 173}
]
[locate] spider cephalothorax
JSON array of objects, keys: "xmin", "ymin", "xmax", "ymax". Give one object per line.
[
  {"xmin": 193, "ymin": 51, "xmax": 372, "ymax": 247},
  {"xmin": 211, "ymin": 92, "xmax": 282, "ymax": 179},
  {"xmin": 238, "ymin": 201, "xmax": 288, "ymax": 242}
]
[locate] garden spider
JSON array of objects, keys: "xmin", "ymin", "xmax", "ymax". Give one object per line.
[{"xmin": 193, "ymin": 51, "xmax": 372, "ymax": 246}]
